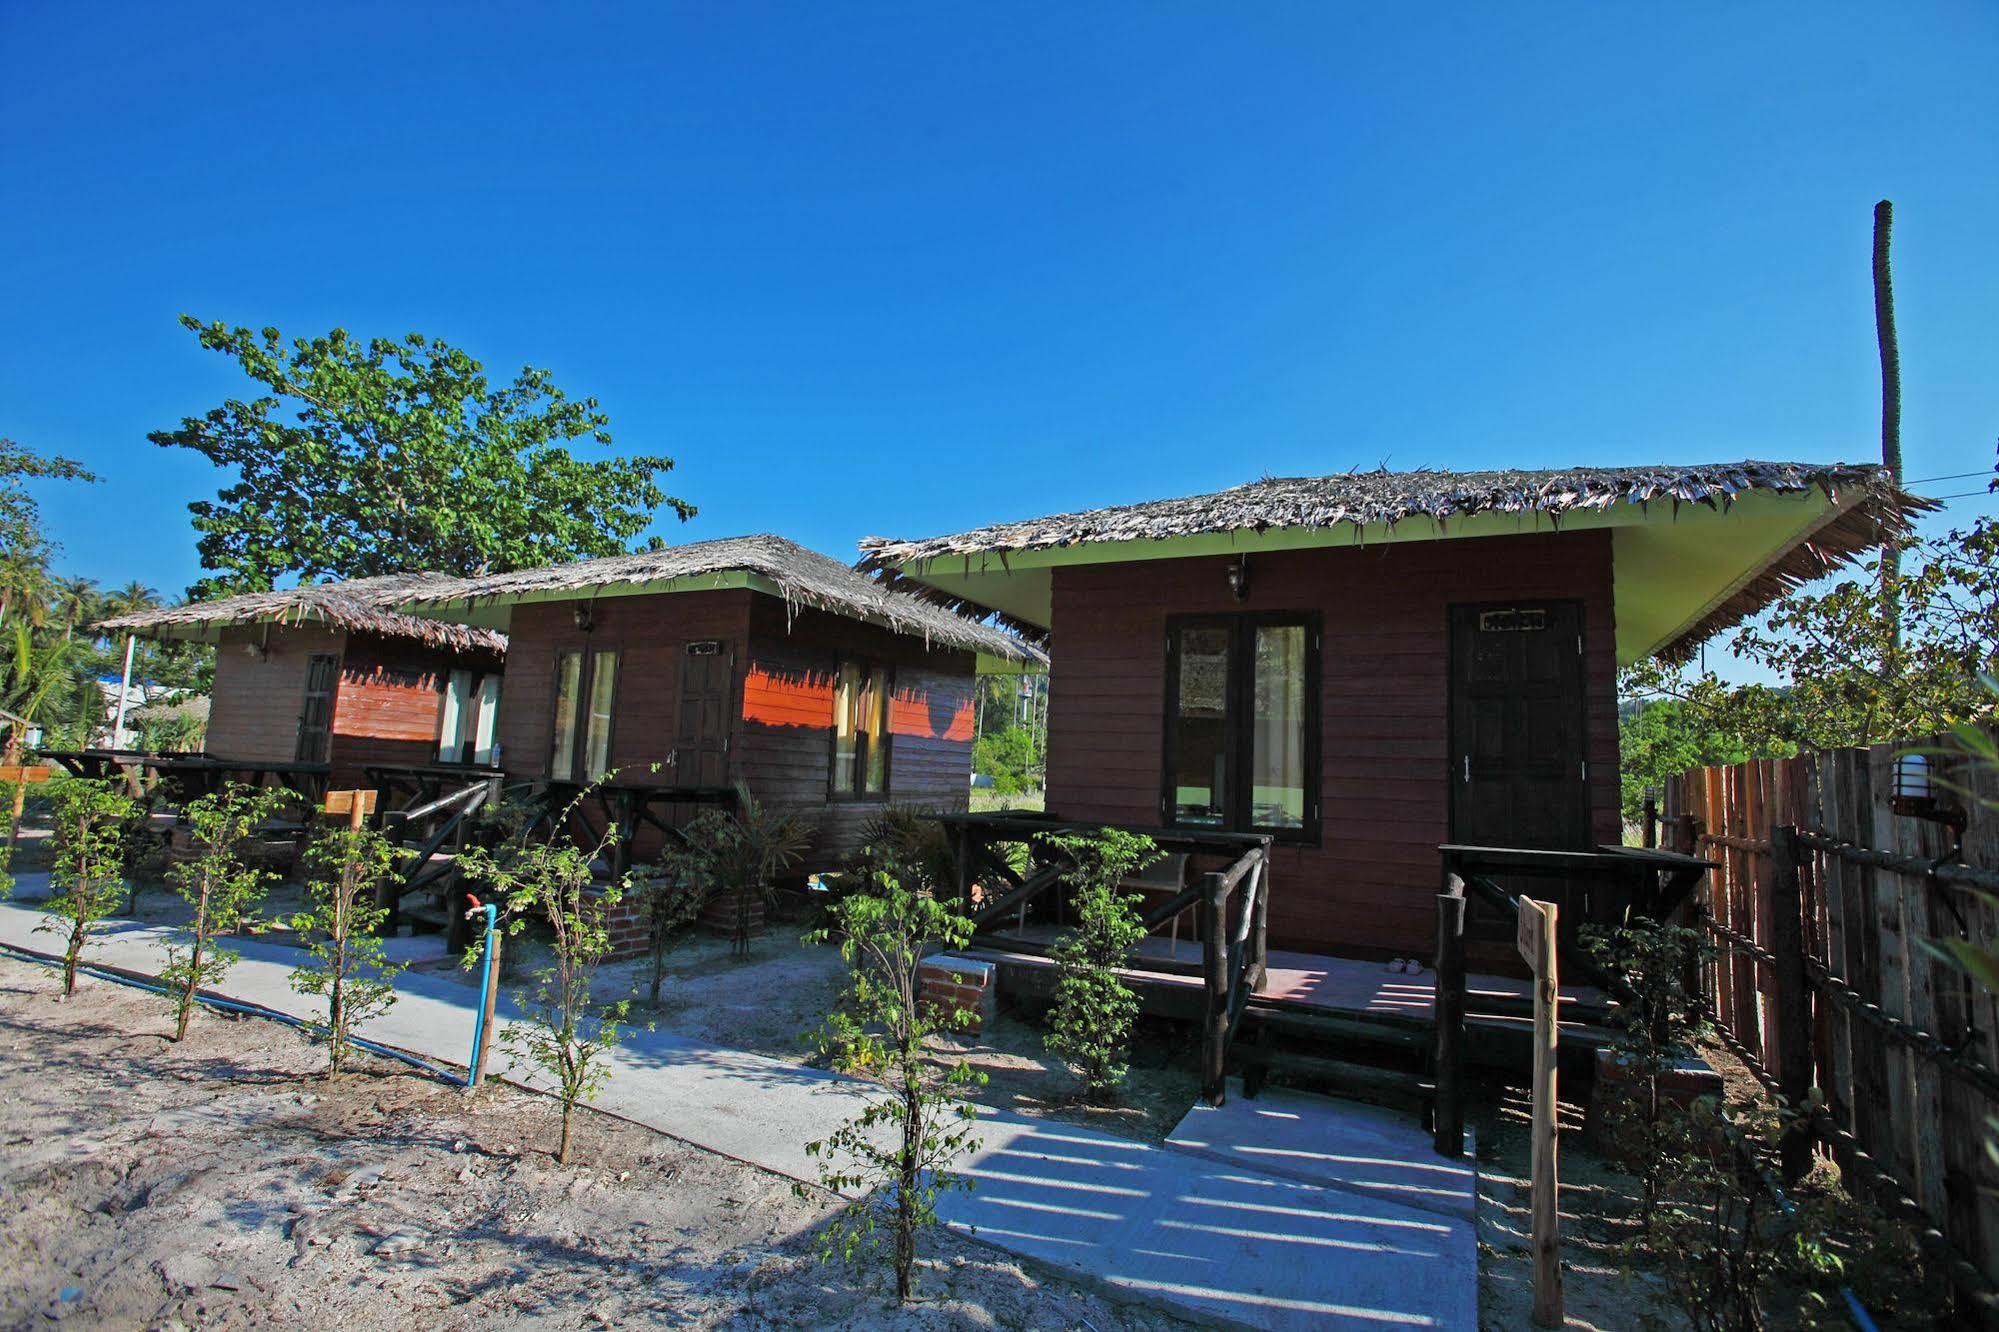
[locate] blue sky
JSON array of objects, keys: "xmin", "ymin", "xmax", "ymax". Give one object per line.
[{"xmin": 3, "ymin": 3, "xmax": 1996, "ymax": 615}]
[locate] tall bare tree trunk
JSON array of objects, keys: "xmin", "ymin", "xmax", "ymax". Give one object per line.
[{"xmin": 1873, "ymin": 199, "xmax": 1903, "ymax": 667}]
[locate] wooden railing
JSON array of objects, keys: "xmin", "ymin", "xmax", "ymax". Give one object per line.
[{"xmin": 932, "ymin": 811, "xmax": 1271, "ymax": 1105}]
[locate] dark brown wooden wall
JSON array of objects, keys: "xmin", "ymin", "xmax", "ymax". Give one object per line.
[
  {"xmin": 207, "ymin": 625, "xmax": 348, "ymax": 765},
  {"xmin": 332, "ymin": 635, "xmax": 503, "ymax": 783},
  {"xmin": 492, "ymin": 588, "xmax": 977, "ymax": 870},
  {"xmin": 1044, "ymin": 530, "xmax": 1621, "ymax": 957},
  {"xmin": 495, "ymin": 590, "xmax": 753, "ymax": 781},
  {"xmin": 206, "ymin": 625, "xmax": 501, "ymax": 787},
  {"xmin": 739, "ymin": 597, "xmax": 975, "ymax": 864}
]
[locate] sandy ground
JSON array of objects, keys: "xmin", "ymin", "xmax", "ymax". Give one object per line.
[
  {"xmin": 601, "ymin": 927, "xmax": 1201, "ymax": 1143},
  {"xmin": 1471, "ymin": 1084, "xmax": 1681, "ymax": 1332},
  {"xmin": 0, "ymin": 956, "xmax": 1206, "ymax": 1331}
]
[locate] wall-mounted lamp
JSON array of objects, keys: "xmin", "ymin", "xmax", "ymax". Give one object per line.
[
  {"xmin": 1891, "ymin": 752, "xmax": 1967, "ymax": 834},
  {"xmin": 1226, "ymin": 554, "xmax": 1250, "ymax": 603},
  {"xmin": 242, "ymin": 640, "xmax": 268, "ymax": 662},
  {"xmin": 572, "ymin": 602, "xmax": 595, "ymax": 633}
]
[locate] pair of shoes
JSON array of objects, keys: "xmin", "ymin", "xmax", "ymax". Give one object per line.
[{"xmin": 1385, "ymin": 957, "xmax": 1428, "ymax": 976}]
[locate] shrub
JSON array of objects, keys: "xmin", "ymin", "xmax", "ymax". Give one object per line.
[
  {"xmin": 289, "ymin": 821, "xmax": 405, "ymax": 1073},
  {"xmin": 159, "ymin": 782, "xmax": 291, "ymax": 1041},
  {"xmin": 1041, "ymin": 828, "xmax": 1157, "ymax": 1103},
  {"xmin": 36, "ymin": 777, "xmax": 138, "ymax": 995},
  {"xmin": 803, "ymin": 873, "xmax": 986, "ymax": 1305},
  {"xmin": 460, "ymin": 785, "xmax": 644, "ymax": 1165},
  {"xmin": 654, "ymin": 784, "xmax": 813, "ymax": 960},
  {"xmin": 1582, "ymin": 918, "xmax": 1714, "ymax": 1220}
]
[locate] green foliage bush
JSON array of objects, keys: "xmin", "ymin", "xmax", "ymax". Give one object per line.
[
  {"xmin": 289, "ymin": 822, "xmax": 405, "ymax": 1073},
  {"xmin": 159, "ymin": 783, "xmax": 291, "ymax": 1041},
  {"xmin": 972, "ymin": 726, "xmax": 1040, "ymax": 795},
  {"xmin": 461, "ymin": 784, "xmax": 649, "ymax": 1165},
  {"xmin": 1041, "ymin": 828, "xmax": 1157, "ymax": 1103},
  {"xmin": 36, "ymin": 777, "xmax": 138, "ymax": 995},
  {"xmin": 803, "ymin": 873, "xmax": 985, "ymax": 1305}
]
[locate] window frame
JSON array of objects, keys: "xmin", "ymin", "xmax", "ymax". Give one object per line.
[
  {"xmin": 827, "ymin": 656, "xmax": 894, "ymax": 802},
  {"xmin": 1160, "ymin": 611, "xmax": 1321, "ymax": 843},
  {"xmin": 550, "ymin": 647, "xmax": 620, "ymax": 783}
]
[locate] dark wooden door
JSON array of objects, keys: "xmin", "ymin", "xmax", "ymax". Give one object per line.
[
  {"xmin": 671, "ymin": 640, "xmax": 735, "ymax": 789},
  {"xmin": 1448, "ymin": 602, "xmax": 1588, "ymax": 850},
  {"xmin": 296, "ymin": 653, "xmax": 339, "ymax": 764}
]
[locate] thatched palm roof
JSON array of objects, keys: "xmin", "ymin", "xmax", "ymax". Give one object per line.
[
  {"xmin": 96, "ymin": 573, "xmax": 509, "ymax": 655},
  {"xmin": 403, "ymin": 534, "xmax": 1045, "ymax": 664},
  {"xmin": 858, "ymin": 460, "xmax": 1934, "ymax": 660}
]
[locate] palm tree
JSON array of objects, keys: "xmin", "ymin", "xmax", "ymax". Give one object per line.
[
  {"xmin": 102, "ymin": 580, "xmax": 160, "ymax": 619},
  {"xmin": 0, "ymin": 551, "xmax": 48, "ymax": 629},
  {"xmin": 48, "ymin": 575, "xmax": 99, "ymax": 641}
]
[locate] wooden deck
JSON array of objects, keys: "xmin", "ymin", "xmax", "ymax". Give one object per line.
[{"xmin": 970, "ymin": 927, "xmax": 1601, "ymax": 1023}]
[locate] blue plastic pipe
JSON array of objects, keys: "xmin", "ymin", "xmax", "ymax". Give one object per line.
[{"xmin": 466, "ymin": 902, "xmax": 498, "ymax": 1085}]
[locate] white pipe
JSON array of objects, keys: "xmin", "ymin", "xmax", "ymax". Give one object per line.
[{"xmin": 112, "ymin": 634, "xmax": 135, "ymax": 749}]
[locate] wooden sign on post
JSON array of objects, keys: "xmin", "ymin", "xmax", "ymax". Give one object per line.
[
  {"xmin": 1518, "ymin": 895, "xmax": 1563, "ymax": 1328},
  {"xmin": 320, "ymin": 789, "xmax": 378, "ymax": 831}
]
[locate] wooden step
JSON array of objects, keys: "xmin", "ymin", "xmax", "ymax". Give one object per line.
[{"xmin": 1238, "ymin": 1047, "xmax": 1432, "ymax": 1111}]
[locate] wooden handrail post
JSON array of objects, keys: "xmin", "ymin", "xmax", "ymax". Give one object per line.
[
  {"xmin": 1200, "ymin": 870, "xmax": 1229, "ymax": 1107},
  {"xmin": 1433, "ymin": 871, "xmax": 1468, "ymax": 1157},
  {"xmin": 1248, "ymin": 855, "xmax": 1269, "ymax": 990},
  {"xmin": 1642, "ymin": 796, "xmax": 1659, "ymax": 850},
  {"xmin": 1770, "ymin": 823, "xmax": 1814, "ymax": 1183}
]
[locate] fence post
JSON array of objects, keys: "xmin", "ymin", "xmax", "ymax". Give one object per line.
[
  {"xmin": 1643, "ymin": 796, "xmax": 1659, "ymax": 850},
  {"xmin": 1433, "ymin": 873, "xmax": 1468, "ymax": 1158},
  {"xmin": 1771, "ymin": 824, "xmax": 1814, "ymax": 1183},
  {"xmin": 1200, "ymin": 871, "xmax": 1229, "ymax": 1107}
]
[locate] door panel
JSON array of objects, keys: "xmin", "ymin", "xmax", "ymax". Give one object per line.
[
  {"xmin": 296, "ymin": 653, "xmax": 339, "ymax": 765},
  {"xmin": 671, "ymin": 640, "xmax": 735, "ymax": 790},
  {"xmin": 1449, "ymin": 602, "xmax": 1587, "ymax": 850}
]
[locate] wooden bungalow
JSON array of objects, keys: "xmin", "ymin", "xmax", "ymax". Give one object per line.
[
  {"xmin": 398, "ymin": 533, "xmax": 1045, "ymax": 874},
  {"xmin": 860, "ymin": 460, "xmax": 1932, "ymax": 966},
  {"xmin": 94, "ymin": 575, "xmax": 507, "ymax": 791}
]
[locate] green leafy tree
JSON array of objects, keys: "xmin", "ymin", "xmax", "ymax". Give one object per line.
[
  {"xmin": 972, "ymin": 726, "xmax": 1040, "ymax": 796},
  {"xmin": 159, "ymin": 783, "xmax": 291, "ymax": 1041},
  {"xmin": 36, "ymin": 777, "xmax": 138, "ymax": 995},
  {"xmin": 1619, "ymin": 699, "xmax": 1764, "ymax": 823},
  {"xmin": 1625, "ymin": 482, "xmax": 1999, "ymax": 753},
  {"xmin": 0, "ymin": 437, "xmax": 96, "ymax": 626},
  {"xmin": 150, "ymin": 318, "xmax": 695, "ymax": 594},
  {"xmin": 47, "ymin": 576, "xmax": 98, "ymax": 642},
  {"xmin": 804, "ymin": 873, "xmax": 986, "ymax": 1305},
  {"xmin": 459, "ymin": 785, "xmax": 642, "ymax": 1164},
  {"xmin": 289, "ymin": 822, "xmax": 405, "ymax": 1073},
  {"xmin": 1040, "ymin": 829, "xmax": 1157, "ymax": 1103}
]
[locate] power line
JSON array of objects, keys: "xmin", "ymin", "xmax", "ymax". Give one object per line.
[
  {"xmin": 1925, "ymin": 489, "xmax": 1997, "ymax": 501},
  {"xmin": 1908, "ymin": 471, "xmax": 1991, "ymax": 485}
]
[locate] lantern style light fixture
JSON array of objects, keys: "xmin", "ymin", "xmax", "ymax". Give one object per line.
[
  {"xmin": 1891, "ymin": 752, "xmax": 1967, "ymax": 833},
  {"xmin": 572, "ymin": 602, "xmax": 595, "ymax": 633},
  {"xmin": 1226, "ymin": 554, "xmax": 1250, "ymax": 602}
]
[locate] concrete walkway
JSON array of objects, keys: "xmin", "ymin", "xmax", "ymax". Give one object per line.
[{"xmin": 0, "ymin": 889, "xmax": 1476, "ymax": 1330}]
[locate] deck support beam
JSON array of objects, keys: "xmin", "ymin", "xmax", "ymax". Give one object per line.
[
  {"xmin": 1200, "ymin": 870, "xmax": 1229, "ymax": 1106},
  {"xmin": 1432, "ymin": 872, "xmax": 1468, "ymax": 1157}
]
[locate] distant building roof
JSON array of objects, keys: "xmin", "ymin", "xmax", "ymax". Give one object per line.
[
  {"xmin": 402, "ymin": 533, "xmax": 1045, "ymax": 664},
  {"xmin": 96, "ymin": 573, "xmax": 508, "ymax": 655}
]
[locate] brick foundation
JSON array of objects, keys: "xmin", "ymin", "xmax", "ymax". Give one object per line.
[
  {"xmin": 698, "ymin": 887, "xmax": 767, "ymax": 939},
  {"xmin": 1583, "ymin": 1046, "xmax": 1725, "ymax": 1158},
  {"xmin": 919, "ymin": 954, "xmax": 998, "ymax": 1035},
  {"xmin": 598, "ymin": 887, "xmax": 650, "ymax": 962}
]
